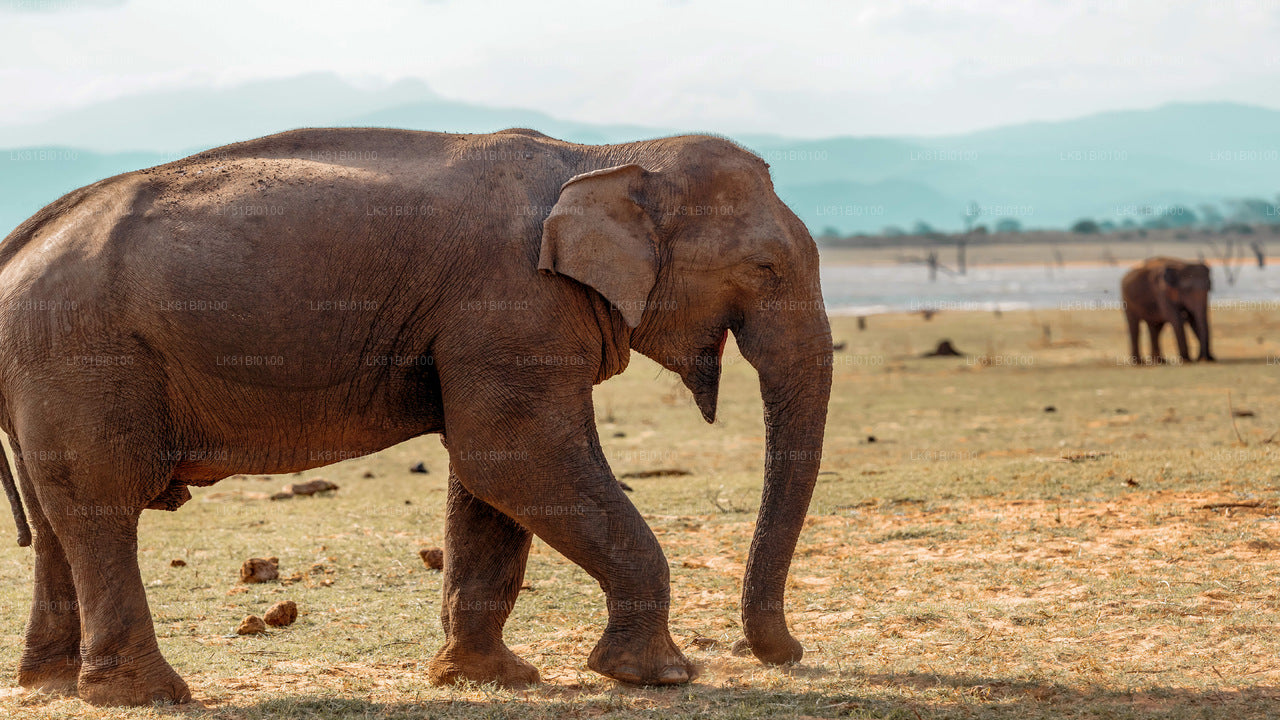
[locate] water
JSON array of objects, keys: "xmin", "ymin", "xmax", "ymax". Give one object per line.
[{"xmin": 820, "ymin": 262, "xmax": 1280, "ymax": 315}]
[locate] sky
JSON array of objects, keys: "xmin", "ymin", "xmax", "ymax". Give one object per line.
[{"xmin": 1, "ymin": 0, "xmax": 1278, "ymax": 137}]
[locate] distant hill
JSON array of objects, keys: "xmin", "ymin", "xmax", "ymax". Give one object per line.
[{"xmin": 1, "ymin": 75, "xmax": 1277, "ymax": 237}]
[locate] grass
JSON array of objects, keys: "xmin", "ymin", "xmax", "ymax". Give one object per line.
[{"xmin": 3, "ymin": 304, "xmax": 1280, "ymax": 718}]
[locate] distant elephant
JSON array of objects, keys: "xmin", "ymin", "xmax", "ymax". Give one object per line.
[
  {"xmin": 0, "ymin": 128, "xmax": 832, "ymax": 705},
  {"xmin": 1121, "ymin": 257, "xmax": 1214, "ymax": 364}
]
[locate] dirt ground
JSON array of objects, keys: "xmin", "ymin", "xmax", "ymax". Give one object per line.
[{"xmin": 2, "ymin": 304, "xmax": 1280, "ymax": 719}]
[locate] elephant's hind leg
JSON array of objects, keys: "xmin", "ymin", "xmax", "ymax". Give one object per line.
[
  {"xmin": 427, "ymin": 468, "xmax": 539, "ymax": 687},
  {"xmin": 14, "ymin": 446, "xmax": 82, "ymax": 694},
  {"xmin": 16, "ymin": 387, "xmax": 190, "ymax": 706},
  {"xmin": 1124, "ymin": 310, "xmax": 1142, "ymax": 365}
]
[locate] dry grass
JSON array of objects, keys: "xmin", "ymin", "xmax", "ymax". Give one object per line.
[{"xmin": 3, "ymin": 305, "xmax": 1280, "ymax": 718}]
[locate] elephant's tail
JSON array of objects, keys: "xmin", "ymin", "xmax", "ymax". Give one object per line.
[{"xmin": 0, "ymin": 444, "xmax": 31, "ymax": 547}]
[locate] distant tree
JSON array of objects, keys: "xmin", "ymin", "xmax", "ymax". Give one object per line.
[
  {"xmin": 971, "ymin": 224, "xmax": 988, "ymax": 235},
  {"xmin": 1071, "ymin": 219, "xmax": 1101, "ymax": 234},
  {"xmin": 912, "ymin": 221, "xmax": 935, "ymax": 235},
  {"xmin": 994, "ymin": 217, "xmax": 1022, "ymax": 233},
  {"xmin": 1198, "ymin": 203, "xmax": 1224, "ymax": 229},
  {"xmin": 1098, "ymin": 220, "xmax": 1117, "ymax": 232},
  {"xmin": 1159, "ymin": 205, "xmax": 1197, "ymax": 228},
  {"xmin": 1120, "ymin": 218, "xmax": 1138, "ymax": 229},
  {"xmin": 1229, "ymin": 198, "xmax": 1280, "ymax": 225},
  {"xmin": 882, "ymin": 225, "xmax": 905, "ymax": 237},
  {"xmin": 820, "ymin": 226, "xmax": 841, "ymax": 239},
  {"xmin": 1142, "ymin": 217, "xmax": 1169, "ymax": 230},
  {"xmin": 1222, "ymin": 222, "xmax": 1255, "ymax": 235}
]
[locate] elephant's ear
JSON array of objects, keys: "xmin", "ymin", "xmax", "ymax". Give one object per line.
[
  {"xmin": 538, "ymin": 164, "xmax": 658, "ymax": 328},
  {"xmin": 1163, "ymin": 267, "xmax": 1179, "ymax": 286}
]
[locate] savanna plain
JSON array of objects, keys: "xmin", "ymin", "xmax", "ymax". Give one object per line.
[{"xmin": 3, "ymin": 301, "xmax": 1280, "ymax": 719}]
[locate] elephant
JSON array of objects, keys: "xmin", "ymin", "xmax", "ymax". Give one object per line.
[
  {"xmin": 0, "ymin": 128, "xmax": 832, "ymax": 705},
  {"xmin": 1120, "ymin": 257, "xmax": 1214, "ymax": 364}
]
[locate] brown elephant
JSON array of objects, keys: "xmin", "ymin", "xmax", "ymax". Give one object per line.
[
  {"xmin": 0, "ymin": 128, "xmax": 832, "ymax": 705},
  {"xmin": 1120, "ymin": 257, "xmax": 1214, "ymax": 364}
]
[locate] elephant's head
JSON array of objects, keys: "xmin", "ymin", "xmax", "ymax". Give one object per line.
[
  {"xmin": 1161, "ymin": 262, "xmax": 1211, "ymax": 310},
  {"xmin": 538, "ymin": 136, "xmax": 832, "ymax": 666}
]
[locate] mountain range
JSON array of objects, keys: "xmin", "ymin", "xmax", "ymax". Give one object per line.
[{"xmin": 2, "ymin": 73, "xmax": 1277, "ymax": 236}]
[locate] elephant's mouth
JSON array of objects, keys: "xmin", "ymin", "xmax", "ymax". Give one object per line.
[{"xmin": 683, "ymin": 328, "xmax": 728, "ymax": 424}]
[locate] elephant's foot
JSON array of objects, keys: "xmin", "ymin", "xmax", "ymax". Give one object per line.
[
  {"xmin": 17, "ymin": 650, "xmax": 80, "ymax": 694},
  {"xmin": 588, "ymin": 629, "xmax": 697, "ymax": 685},
  {"xmin": 1201, "ymin": 354, "xmax": 1217, "ymax": 362},
  {"xmin": 77, "ymin": 652, "xmax": 191, "ymax": 706},
  {"xmin": 427, "ymin": 641, "xmax": 540, "ymax": 687}
]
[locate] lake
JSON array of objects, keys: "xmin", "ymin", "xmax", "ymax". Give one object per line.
[{"xmin": 820, "ymin": 262, "xmax": 1280, "ymax": 315}]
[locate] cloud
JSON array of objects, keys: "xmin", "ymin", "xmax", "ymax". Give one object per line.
[
  {"xmin": 0, "ymin": 0, "xmax": 1276, "ymax": 136},
  {"xmin": 1, "ymin": 0, "xmax": 128, "ymax": 12}
]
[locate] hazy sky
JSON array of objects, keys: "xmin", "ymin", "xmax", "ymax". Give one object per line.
[{"xmin": 1, "ymin": 0, "xmax": 1278, "ymax": 136}]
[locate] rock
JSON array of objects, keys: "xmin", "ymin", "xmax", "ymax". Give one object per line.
[
  {"xmin": 409, "ymin": 462, "xmax": 429, "ymax": 474},
  {"xmin": 922, "ymin": 339, "xmax": 962, "ymax": 357},
  {"xmin": 419, "ymin": 547, "xmax": 444, "ymax": 571},
  {"xmin": 237, "ymin": 615, "xmax": 267, "ymax": 635},
  {"xmin": 286, "ymin": 479, "xmax": 338, "ymax": 496},
  {"xmin": 269, "ymin": 491, "xmax": 294, "ymax": 501},
  {"xmin": 1044, "ymin": 405, "xmax": 1057, "ymax": 413},
  {"xmin": 264, "ymin": 600, "xmax": 298, "ymax": 627},
  {"xmin": 362, "ymin": 471, "xmax": 375, "ymax": 479},
  {"xmin": 170, "ymin": 559, "xmax": 187, "ymax": 568},
  {"xmin": 687, "ymin": 636, "xmax": 719, "ymax": 650},
  {"xmin": 240, "ymin": 557, "xmax": 279, "ymax": 584},
  {"xmin": 613, "ymin": 431, "xmax": 626, "ymax": 438},
  {"xmin": 866, "ymin": 435, "xmax": 877, "ymax": 443}
]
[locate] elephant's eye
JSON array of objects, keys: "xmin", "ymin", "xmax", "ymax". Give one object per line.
[{"xmin": 754, "ymin": 262, "xmax": 777, "ymax": 276}]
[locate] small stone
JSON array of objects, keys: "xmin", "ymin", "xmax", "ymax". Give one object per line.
[
  {"xmin": 362, "ymin": 471, "xmax": 375, "ymax": 479},
  {"xmin": 285, "ymin": 479, "xmax": 338, "ymax": 496},
  {"xmin": 170, "ymin": 559, "xmax": 187, "ymax": 567},
  {"xmin": 409, "ymin": 462, "xmax": 429, "ymax": 474},
  {"xmin": 240, "ymin": 557, "xmax": 279, "ymax": 584},
  {"xmin": 419, "ymin": 547, "xmax": 444, "ymax": 571},
  {"xmin": 264, "ymin": 600, "xmax": 298, "ymax": 627},
  {"xmin": 1044, "ymin": 406, "xmax": 1057, "ymax": 413},
  {"xmin": 237, "ymin": 615, "xmax": 267, "ymax": 635}
]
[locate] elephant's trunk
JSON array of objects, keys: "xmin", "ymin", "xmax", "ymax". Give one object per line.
[{"xmin": 734, "ymin": 302, "xmax": 832, "ymax": 665}]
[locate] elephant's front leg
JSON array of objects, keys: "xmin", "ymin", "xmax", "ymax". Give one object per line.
[
  {"xmin": 427, "ymin": 468, "xmax": 539, "ymax": 687},
  {"xmin": 15, "ymin": 451, "xmax": 82, "ymax": 694},
  {"xmin": 1172, "ymin": 316, "xmax": 1192, "ymax": 362},
  {"xmin": 1147, "ymin": 321, "xmax": 1166, "ymax": 363},
  {"xmin": 441, "ymin": 379, "xmax": 695, "ymax": 686}
]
